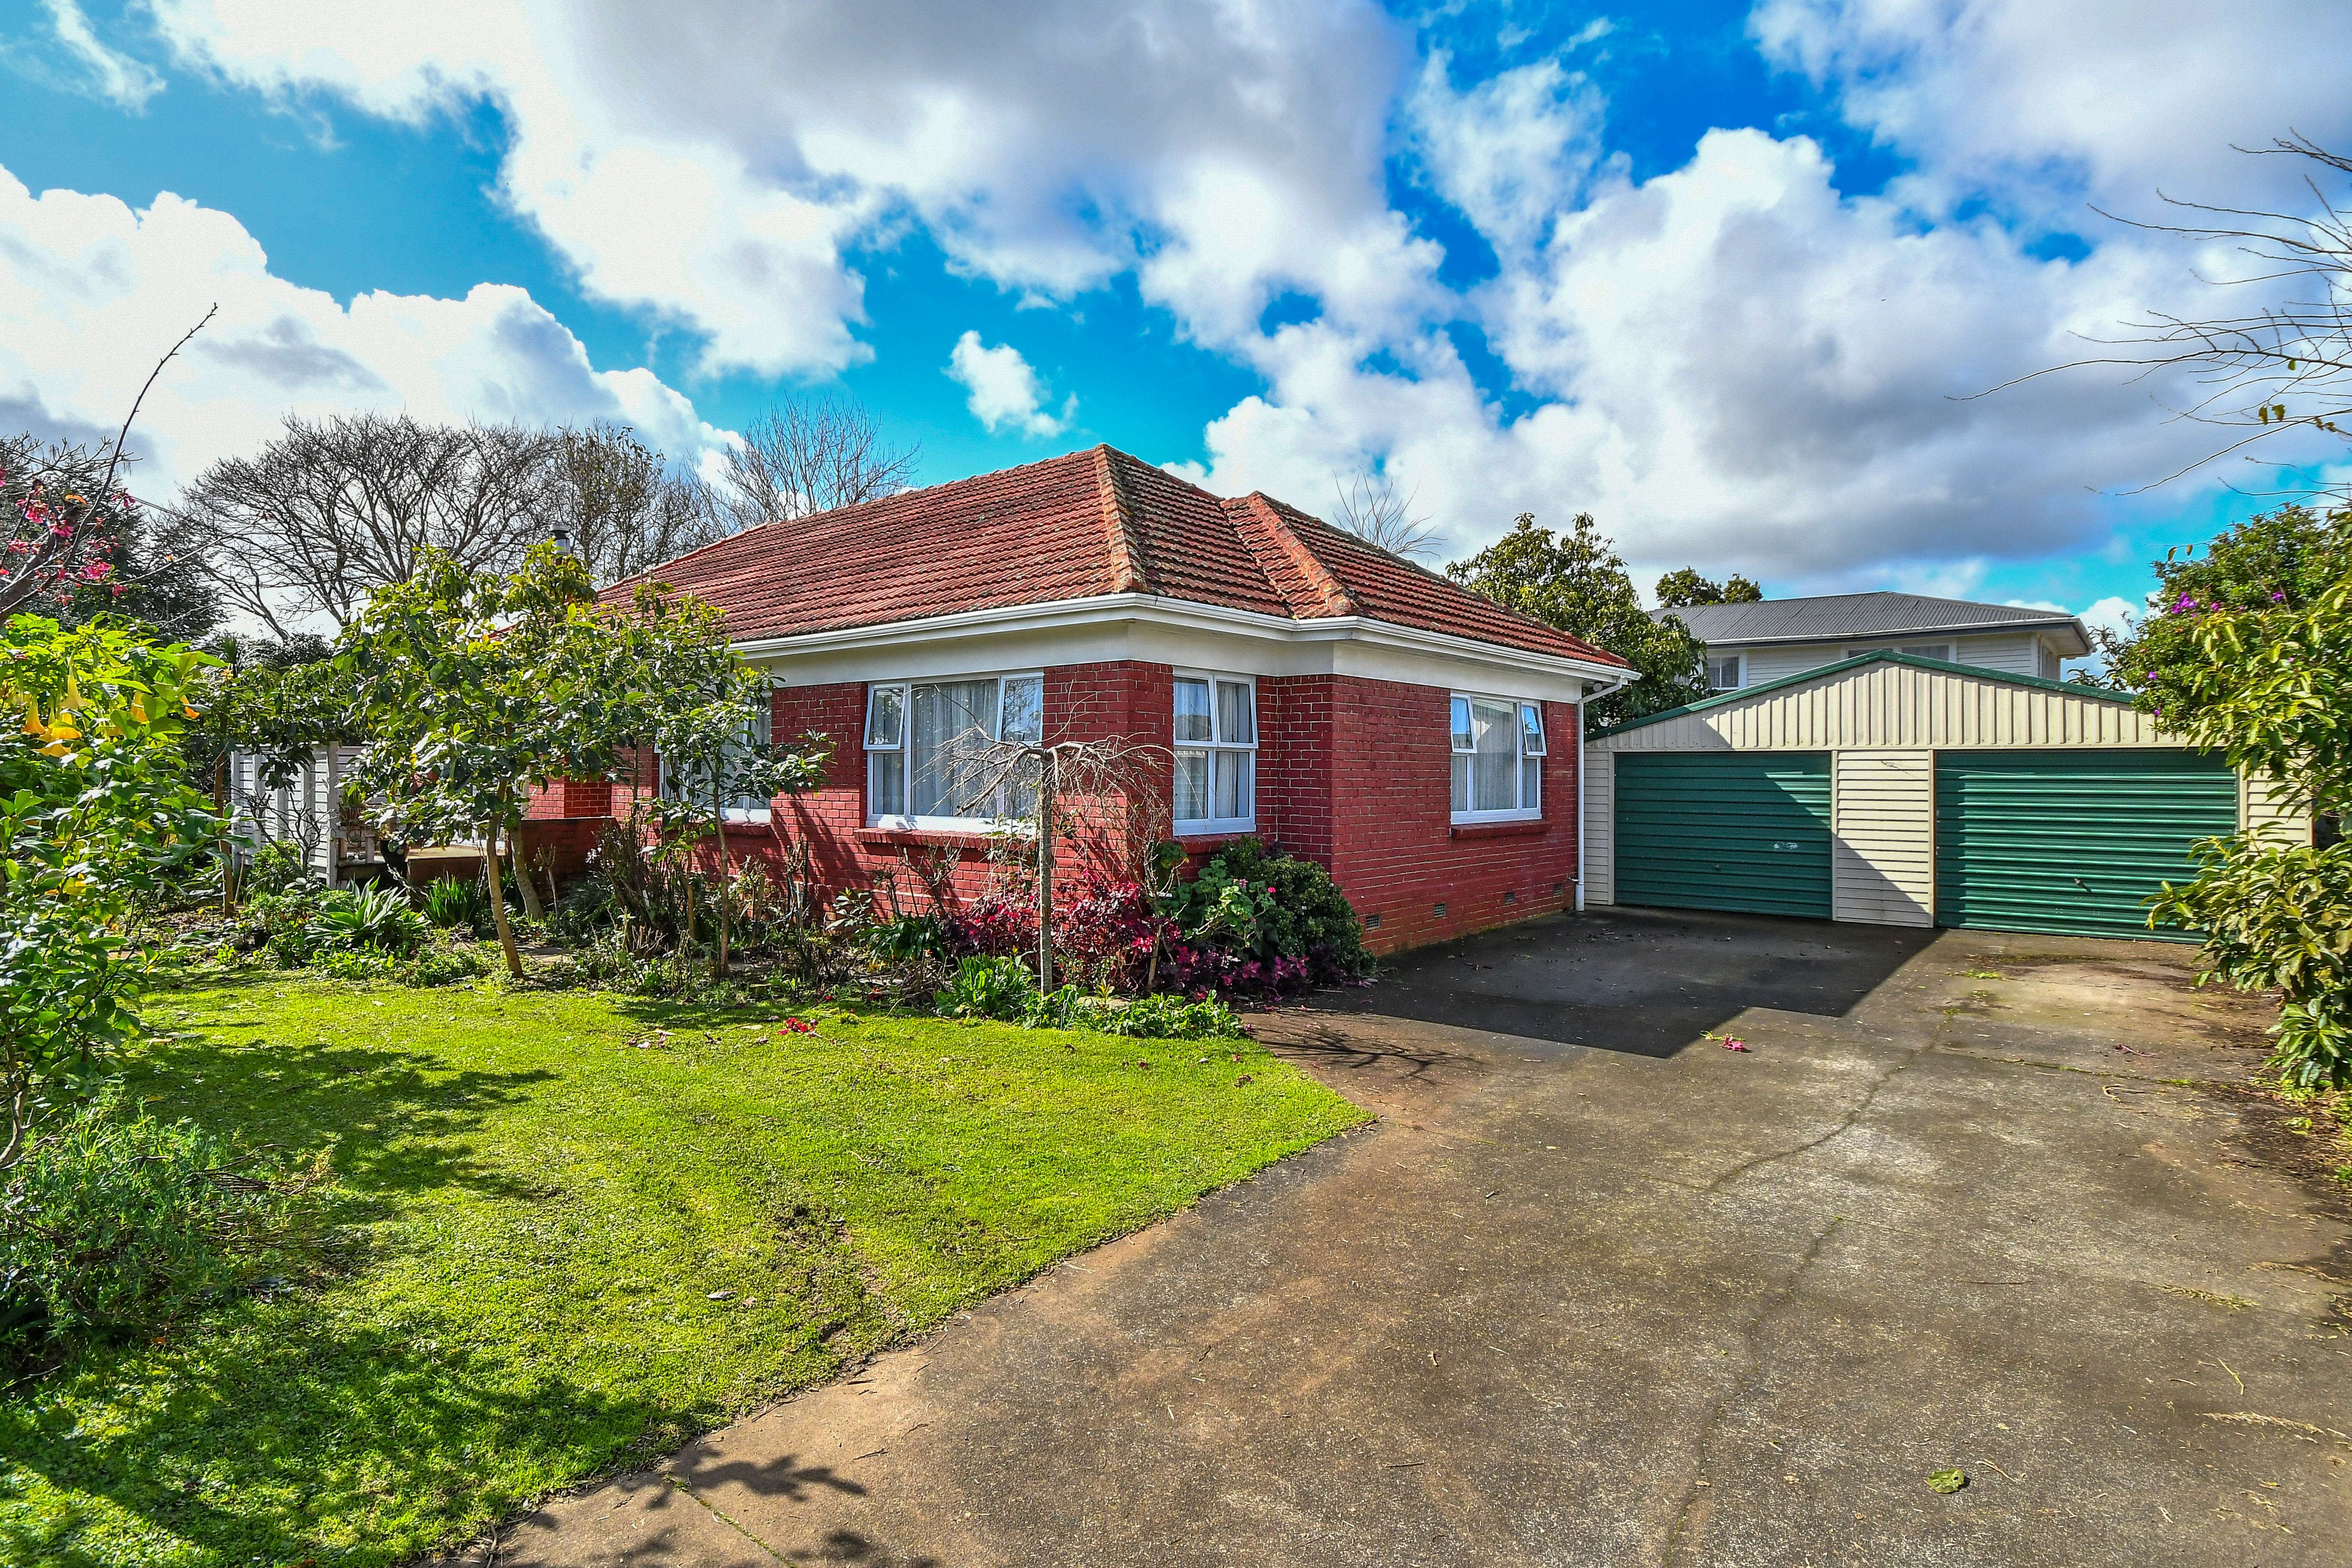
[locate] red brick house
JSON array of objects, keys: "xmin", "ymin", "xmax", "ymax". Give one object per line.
[{"xmin": 530, "ymin": 446, "xmax": 1631, "ymax": 955}]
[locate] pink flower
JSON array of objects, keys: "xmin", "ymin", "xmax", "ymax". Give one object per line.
[
  {"xmin": 1722, "ymin": 1037, "xmax": 1749, "ymax": 1052},
  {"xmin": 779, "ymin": 1017, "xmax": 817, "ymax": 1034},
  {"xmin": 2272, "ymin": 591, "xmax": 2287, "ymax": 602}
]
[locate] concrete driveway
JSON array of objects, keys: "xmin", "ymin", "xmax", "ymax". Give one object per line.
[{"xmin": 491, "ymin": 908, "xmax": 2352, "ymax": 1567}]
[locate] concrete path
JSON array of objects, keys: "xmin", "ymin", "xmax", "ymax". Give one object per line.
[{"xmin": 486, "ymin": 909, "xmax": 2352, "ymax": 1567}]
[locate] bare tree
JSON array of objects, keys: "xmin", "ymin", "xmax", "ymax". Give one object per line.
[
  {"xmin": 175, "ymin": 413, "xmax": 563, "ymax": 638},
  {"xmin": 1330, "ymin": 468, "xmax": 1441, "ymax": 559},
  {"xmin": 554, "ymin": 421, "xmax": 732, "ymax": 584},
  {"xmin": 1986, "ymin": 135, "xmax": 2352, "ymax": 503},
  {"xmin": 716, "ymin": 393, "xmax": 920, "ymax": 529}
]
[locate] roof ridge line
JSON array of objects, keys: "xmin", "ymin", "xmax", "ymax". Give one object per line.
[
  {"xmin": 1234, "ymin": 493, "xmax": 1357, "ymax": 617},
  {"xmin": 1094, "ymin": 445, "xmax": 1152, "ymax": 595}
]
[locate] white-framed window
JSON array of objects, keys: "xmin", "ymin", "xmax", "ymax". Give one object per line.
[
  {"xmin": 1173, "ymin": 672, "xmax": 1256, "ymax": 834},
  {"xmin": 659, "ymin": 705, "xmax": 775, "ymax": 822},
  {"xmin": 1846, "ymin": 642, "xmax": 1953, "ymax": 662},
  {"xmin": 864, "ymin": 672, "xmax": 1043, "ymax": 829},
  {"xmin": 1450, "ymin": 694, "xmax": 1544, "ymax": 823},
  {"xmin": 1707, "ymin": 653, "xmax": 1744, "ymax": 691}
]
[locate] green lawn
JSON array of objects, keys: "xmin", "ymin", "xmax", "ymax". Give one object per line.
[{"xmin": 0, "ymin": 974, "xmax": 1367, "ymax": 1567}]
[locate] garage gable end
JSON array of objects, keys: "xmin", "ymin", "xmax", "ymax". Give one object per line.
[{"xmin": 1590, "ymin": 651, "xmax": 2164, "ymax": 753}]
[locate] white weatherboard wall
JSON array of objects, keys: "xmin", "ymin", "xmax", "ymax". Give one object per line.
[
  {"xmin": 1831, "ymin": 750, "xmax": 1933, "ymax": 926},
  {"xmin": 1583, "ymin": 656, "xmax": 2314, "ymax": 926},
  {"xmin": 1583, "ymin": 749, "xmax": 1615, "ymax": 906}
]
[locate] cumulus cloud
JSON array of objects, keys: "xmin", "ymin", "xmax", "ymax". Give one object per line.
[
  {"xmin": 946, "ymin": 331, "xmax": 1070, "ymax": 438},
  {"xmin": 109, "ymin": 0, "xmax": 2352, "ymax": 595},
  {"xmin": 1750, "ymin": 0, "xmax": 2352, "ymax": 221},
  {"xmin": 37, "ymin": 0, "xmax": 163, "ymax": 109},
  {"xmin": 0, "ymin": 163, "xmax": 724, "ymax": 495},
  {"xmin": 149, "ymin": 0, "xmax": 1429, "ymax": 373}
]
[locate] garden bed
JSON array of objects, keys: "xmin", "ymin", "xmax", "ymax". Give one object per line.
[{"xmin": 0, "ymin": 972, "xmax": 1367, "ymax": 1566}]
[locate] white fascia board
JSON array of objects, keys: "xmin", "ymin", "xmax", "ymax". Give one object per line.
[{"xmin": 732, "ymin": 593, "xmax": 1636, "ymax": 693}]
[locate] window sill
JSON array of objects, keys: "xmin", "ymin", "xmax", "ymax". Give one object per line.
[
  {"xmin": 855, "ymin": 827, "xmax": 1010, "ymax": 853},
  {"xmin": 1449, "ymin": 819, "xmax": 1549, "ymax": 840},
  {"xmin": 1174, "ymin": 829, "xmax": 1256, "ymax": 851}
]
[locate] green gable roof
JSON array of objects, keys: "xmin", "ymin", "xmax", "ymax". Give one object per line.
[{"xmin": 1598, "ymin": 650, "xmax": 2134, "ymax": 738}]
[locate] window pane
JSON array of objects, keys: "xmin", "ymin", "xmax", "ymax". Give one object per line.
[
  {"xmin": 910, "ymin": 678, "xmax": 997, "ymax": 817},
  {"xmin": 1519, "ymin": 702, "xmax": 1545, "ymax": 755},
  {"xmin": 1451, "ymin": 754, "xmax": 1469, "ymax": 814},
  {"xmin": 1174, "ymin": 750, "xmax": 1210, "ymax": 822},
  {"xmin": 866, "ymin": 684, "xmax": 904, "ymax": 748},
  {"xmin": 1899, "ymin": 643, "xmax": 1950, "ymax": 660},
  {"xmin": 869, "ymin": 750, "xmax": 904, "ymax": 816},
  {"xmin": 1472, "ymin": 698, "xmax": 1516, "ymax": 812},
  {"xmin": 1214, "ymin": 750, "xmax": 1245, "ymax": 819},
  {"xmin": 1217, "ymin": 680, "xmax": 1254, "ymax": 745},
  {"xmin": 1001, "ymin": 675, "xmax": 1043, "ymax": 745},
  {"xmin": 1003, "ymin": 755, "xmax": 1040, "ymax": 821},
  {"xmin": 1174, "ymin": 678, "xmax": 1212, "ymax": 742},
  {"xmin": 1522, "ymin": 755, "xmax": 1541, "ymax": 813},
  {"xmin": 1449, "ymin": 695, "xmax": 1473, "ymax": 751},
  {"xmin": 1709, "ymin": 657, "xmax": 1740, "ymax": 691}
]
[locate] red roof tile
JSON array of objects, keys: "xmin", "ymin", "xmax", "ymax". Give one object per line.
[{"xmin": 616, "ymin": 446, "xmax": 1627, "ymax": 668}]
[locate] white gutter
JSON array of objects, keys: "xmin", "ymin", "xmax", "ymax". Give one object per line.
[{"xmin": 730, "ymin": 591, "xmax": 1636, "ymax": 689}]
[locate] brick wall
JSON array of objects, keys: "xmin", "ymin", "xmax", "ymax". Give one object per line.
[
  {"xmin": 1321, "ymin": 678, "xmax": 1582, "ymax": 955},
  {"xmin": 520, "ymin": 663, "xmax": 1583, "ymax": 953}
]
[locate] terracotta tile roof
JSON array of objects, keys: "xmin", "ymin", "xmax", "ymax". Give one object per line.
[{"xmin": 618, "ymin": 446, "xmax": 1627, "ymax": 668}]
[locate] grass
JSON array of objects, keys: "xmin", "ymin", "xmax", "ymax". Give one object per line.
[{"xmin": 0, "ymin": 972, "xmax": 1367, "ymax": 1567}]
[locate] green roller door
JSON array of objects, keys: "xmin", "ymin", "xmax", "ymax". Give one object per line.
[
  {"xmin": 1934, "ymin": 750, "xmax": 2239, "ymax": 939},
  {"xmin": 1615, "ymin": 751, "xmax": 1833, "ymax": 918}
]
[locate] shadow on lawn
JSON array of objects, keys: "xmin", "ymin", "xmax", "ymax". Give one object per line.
[
  {"xmin": 0, "ymin": 1308, "xmax": 684, "ymax": 1568},
  {"xmin": 128, "ymin": 1030, "xmax": 558, "ymax": 1209}
]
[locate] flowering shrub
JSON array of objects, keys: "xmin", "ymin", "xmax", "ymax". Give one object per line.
[
  {"xmin": 1158, "ymin": 838, "xmax": 1370, "ymax": 998},
  {"xmin": 937, "ymin": 891, "xmax": 1036, "ymax": 959}
]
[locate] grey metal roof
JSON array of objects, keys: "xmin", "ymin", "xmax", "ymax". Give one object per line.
[{"xmin": 1652, "ymin": 591, "xmax": 2088, "ymax": 652}]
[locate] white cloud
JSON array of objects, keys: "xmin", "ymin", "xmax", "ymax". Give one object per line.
[
  {"xmin": 38, "ymin": 0, "xmax": 162, "ymax": 108},
  {"xmin": 0, "ymin": 163, "xmax": 724, "ymax": 496},
  {"xmin": 1405, "ymin": 51, "xmax": 1606, "ymax": 256},
  {"xmin": 946, "ymin": 331, "xmax": 1069, "ymax": 438},
  {"xmin": 125, "ymin": 0, "xmax": 2352, "ymax": 599},
  {"xmin": 149, "ymin": 0, "xmax": 1428, "ymax": 374},
  {"xmin": 1750, "ymin": 0, "xmax": 2352, "ymax": 223}
]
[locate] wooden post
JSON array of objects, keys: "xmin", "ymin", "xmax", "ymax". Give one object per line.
[
  {"xmin": 1035, "ymin": 746, "xmax": 1055, "ymax": 991},
  {"xmin": 711, "ymin": 770, "xmax": 732, "ymax": 978}
]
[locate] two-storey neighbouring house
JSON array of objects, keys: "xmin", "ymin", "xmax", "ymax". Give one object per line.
[{"xmin": 1656, "ymin": 592, "xmax": 2091, "ymax": 691}]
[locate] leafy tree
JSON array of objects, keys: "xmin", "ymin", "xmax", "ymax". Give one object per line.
[
  {"xmin": 1655, "ymin": 568, "xmax": 1763, "ymax": 608},
  {"xmin": 2086, "ymin": 504, "xmax": 2352, "ymax": 705},
  {"xmin": 1447, "ymin": 513, "xmax": 1707, "ymax": 731},
  {"xmin": 337, "ymin": 546, "xmax": 648, "ymax": 977},
  {"xmin": 621, "ymin": 586, "xmax": 825, "ymax": 976},
  {"xmin": 2147, "ymin": 577, "xmax": 2352, "ymax": 1088},
  {"xmin": 0, "ymin": 617, "xmax": 218, "ymax": 1163}
]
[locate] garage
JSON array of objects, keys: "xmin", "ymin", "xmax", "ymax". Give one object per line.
[
  {"xmin": 1582, "ymin": 652, "xmax": 2310, "ymax": 936},
  {"xmin": 1613, "ymin": 751, "xmax": 1832, "ymax": 918},
  {"xmin": 1933, "ymin": 750, "xmax": 2242, "ymax": 939}
]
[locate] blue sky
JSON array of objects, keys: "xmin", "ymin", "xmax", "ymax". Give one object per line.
[{"xmin": 3, "ymin": 0, "xmax": 2348, "ymax": 639}]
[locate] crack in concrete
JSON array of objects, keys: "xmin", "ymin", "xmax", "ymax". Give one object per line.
[
  {"xmin": 1658, "ymin": 1214, "xmax": 1848, "ymax": 1568},
  {"xmin": 1699, "ymin": 1034, "xmax": 1933, "ymax": 1197},
  {"xmin": 664, "ymin": 1474, "xmax": 790, "ymax": 1563}
]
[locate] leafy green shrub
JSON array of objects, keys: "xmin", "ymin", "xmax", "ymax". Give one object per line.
[
  {"xmin": 2153, "ymin": 838, "xmax": 2352, "ymax": 1089},
  {"xmin": 422, "ymin": 874, "xmax": 493, "ymax": 934},
  {"xmin": 935, "ymin": 955, "xmax": 1038, "ymax": 1021},
  {"xmin": 1157, "ymin": 838, "xmax": 1370, "ymax": 994},
  {"xmin": 0, "ymin": 1087, "xmax": 321, "ymax": 1356},
  {"xmin": 1096, "ymin": 992, "xmax": 1246, "ymax": 1040},
  {"xmin": 313, "ymin": 885, "xmax": 430, "ymax": 955},
  {"xmin": 242, "ymin": 838, "xmax": 317, "ymax": 899}
]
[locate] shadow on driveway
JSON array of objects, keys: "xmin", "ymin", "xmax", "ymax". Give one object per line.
[{"xmin": 1319, "ymin": 904, "xmax": 1940, "ymax": 1057}]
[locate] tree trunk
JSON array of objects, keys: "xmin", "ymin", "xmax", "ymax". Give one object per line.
[
  {"xmin": 1035, "ymin": 750, "xmax": 1055, "ymax": 991},
  {"xmin": 711, "ymin": 786, "xmax": 736, "ymax": 979},
  {"xmin": 484, "ymin": 822, "xmax": 524, "ymax": 977},
  {"xmin": 513, "ymin": 838, "xmax": 547, "ymax": 920}
]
